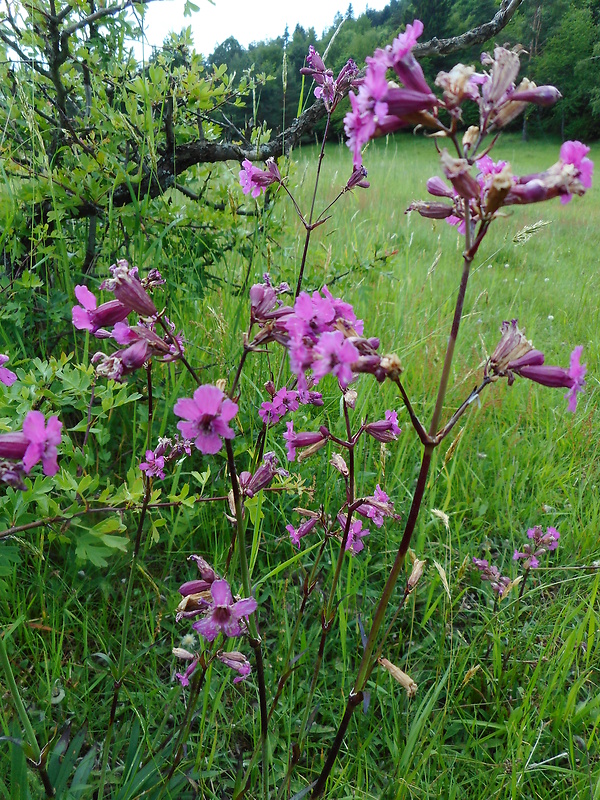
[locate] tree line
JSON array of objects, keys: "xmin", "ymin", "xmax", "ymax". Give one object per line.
[{"xmin": 202, "ymin": 0, "xmax": 600, "ymax": 141}]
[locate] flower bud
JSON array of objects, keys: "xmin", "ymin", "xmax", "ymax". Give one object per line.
[
  {"xmin": 441, "ymin": 150, "xmax": 480, "ymax": 200},
  {"xmin": 462, "ymin": 126, "xmax": 480, "ymax": 151},
  {"xmin": 104, "ymin": 261, "xmax": 158, "ymax": 317},
  {"xmin": 172, "ymin": 647, "xmax": 195, "ymax": 660},
  {"xmin": 407, "ymin": 200, "xmax": 454, "ymax": 219},
  {"xmin": 511, "ymin": 83, "xmax": 561, "ymax": 107},
  {"xmin": 407, "ymin": 558, "xmax": 426, "ymax": 592},
  {"xmin": 379, "ymin": 658, "xmax": 418, "ymax": 698},
  {"xmin": 330, "ymin": 453, "xmax": 349, "ymax": 477},
  {"xmin": 484, "ymin": 164, "xmax": 514, "ymax": 215},
  {"xmin": 0, "ymin": 432, "xmax": 28, "ymax": 460}
]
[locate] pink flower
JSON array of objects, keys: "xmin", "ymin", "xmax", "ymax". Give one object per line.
[
  {"xmin": 390, "ymin": 19, "xmax": 424, "ymax": 61},
  {"xmin": 283, "ymin": 420, "xmax": 327, "ymax": 462},
  {"xmin": 312, "ymin": 331, "xmax": 360, "ymax": 388},
  {"xmin": 192, "ymin": 579, "xmax": 257, "ymax": 642},
  {"xmin": 286, "ymin": 515, "xmax": 319, "ymax": 548},
  {"xmin": 238, "ymin": 452, "xmax": 287, "ymax": 497},
  {"xmin": 337, "ymin": 514, "xmax": 370, "ymax": 555},
  {"xmin": 344, "ymin": 21, "xmax": 436, "ymax": 167},
  {"xmin": 364, "ymin": 410, "xmax": 402, "ymax": 442},
  {"xmin": 72, "ymin": 285, "xmax": 131, "ymax": 336},
  {"xmin": 217, "ymin": 650, "xmax": 252, "ymax": 683},
  {"xmin": 258, "ymin": 387, "xmax": 299, "ymax": 425},
  {"xmin": 356, "ymin": 485, "xmax": 396, "ymax": 528},
  {"xmin": 92, "ymin": 339, "xmax": 150, "ymax": 382},
  {"xmin": 239, "ymin": 158, "xmax": 281, "ymax": 198},
  {"xmin": 173, "ymin": 648, "xmax": 199, "ymax": 687},
  {"xmin": 21, "ymin": 411, "xmax": 62, "ymax": 476},
  {"xmin": 300, "ymin": 47, "xmax": 358, "ymax": 111},
  {"xmin": 0, "ymin": 355, "xmax": 17, "ymax": 387},
  {"xmin": 139, "ymin": 449, "xmax": 166, "ymax": 479},
  {"xmin": 559, "ymin": 141, "xmax": 593, "ymax": 204},
  {"xmin": 174, "ymin": 385, "xmax": 238, "ymax": 455},
  {"xmin": 101, "ymin": 260, "xmax": 158, "ymax": 317}
]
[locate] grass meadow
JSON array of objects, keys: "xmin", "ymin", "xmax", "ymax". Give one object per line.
[{"xmin": 1, "ymin": 132, "xmax": 599, "ymax": 799}]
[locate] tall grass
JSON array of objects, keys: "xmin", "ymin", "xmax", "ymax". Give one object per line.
[{"xmin": 1, "ymin": 132, "xmax": 599, "ymax": 799}]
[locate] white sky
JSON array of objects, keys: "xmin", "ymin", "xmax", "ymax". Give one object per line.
[{"xmin": 135, "ymin": 0, "xmax": 391, "ymax": 58}]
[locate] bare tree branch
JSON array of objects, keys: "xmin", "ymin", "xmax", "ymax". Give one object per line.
[
  {"xmin": 414, "ymin": 0, "xmax": 525, "ymax": 57},
  {"xmin": 63, "ymin": 0, "xmax": 162, "ymax": 35},
  {"xmin": 0, "ymin": 29, "xmax": 51, "ymax": 78},
  {"xmin": 14, "ymin": 0, "xmax": 524, "ymax": 220}
]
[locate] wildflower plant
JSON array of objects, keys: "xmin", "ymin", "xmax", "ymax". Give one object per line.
[{"xmin": 0, "ymin": 14, "xmax": 595, "ymax": 800}]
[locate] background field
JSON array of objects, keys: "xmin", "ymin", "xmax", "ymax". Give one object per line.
[{"xmin": 1, "ymin": 132, "xmax": 599, "ymax": 799}]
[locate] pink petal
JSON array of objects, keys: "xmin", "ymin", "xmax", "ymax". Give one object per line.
[
  {"xmin": 211, "ymin": 579, "xmax": 233, "ymax": 607},
  {"xmin": 22, "ymin": 441, "xmax": 44, "ymax": 473},
  {"xmin": 42, "ymin": 448, "xmax": 59, "ymax": 476},
  {"xmin": 72, "ymin": 306, "xmax": 93, "ymax": 331},
  {"xmin": 74, "ymin": 284, "xmax": 97, "ymax": 310},
  {"xmin": 173, "ymin": 397, "xmax": 201, "ymax": 421},
  {"xmin": 194, "ymin": 431, "xmax": 223, "ymax": 454},
  {"xmin": 193, "ymin": 614, "xmax": 221, "ymax": 642},
  {"xmin": 176, "ymin": 420, "xmax": 198, "ymax": 440},
  {"xmin": 220, "ymin": 398, "xmax": 239, "ymax": 423},
  {"xmin": 0, "ymin": 367, "xmax": 17, "ymax": 387},
  {"xmin": 192, "ymin": 385, "xmax": 225, "ymax": 416},
  {"xmin": 45, "ymin": 416, "xmax": 62, "ymax": 446},
  {"xmin": 22, "ymin": 411, "xmax": 46, "ymax": 444},
  {"xmin": 231, "ymin": 597, "xmax": 257, "ymax": 619}
]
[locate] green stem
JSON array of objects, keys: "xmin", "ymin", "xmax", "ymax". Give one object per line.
[
  {"xmin": 235, "ymin": 538, "xmax": 327, "ymax": 800},
  {"xmin": 0, "ymin": 632, "xmax": 41, "ymax": 761},
  {"xmin": 294, "ymin": 113, "xmax": 332, "ymax": 298},
  {"xmin": 311, "ymin": 203, "xmax": 477, "ymax": 798},
  {"xmin": 98, "ymin": 366, "xmax": 154, "ymax": 800},
  {"xmin": 225, "ymin": 439, "xmax": 269, "ymax": 800},
  {"xmin": 160, "ymin": 662, "xmax": 207, "ymax": 794},
  {"xmin": 0, "ymin": 633, "xmax": 55, "ymax": 796}
]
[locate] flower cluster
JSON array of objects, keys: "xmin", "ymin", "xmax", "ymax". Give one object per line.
[
  {"xmin": 288, "ymin": 287, "xmax": 385, "ymax": 390},
  {"xmin": 300, "ymin": 46, "xmax": 359, "ymax": 112},
  {"xmin": 355, "ymin": 485, "xmax": 398, "ymax": 527},
  {"xmin": 344, "ymin": 20, "xmax": 438, "ymax": 168},
  {"xmin": 247, "ymin": 280, "xmax": 388, "ymax": 390},
  {"xmin": 72, "ymin": 262, "xmax": 182, "ymax": 382},
  {"xmin": 345, "ymin": 25, "xmax": 565, "ymax": 170},
  {"xmin": 513, "ymin": 525, "xmax": 560, "ymax": 569},
  {"xmin": 258, "ymin": 383, "xmax": 323, "ymax": 426},
  {"xmin": 410, "ymin": 141, "xmax": 593, "ymax": 235},
  {"xmin": 473, "ymin": 524, "xmax": 560, "ymax": 598},
  {"xmin": 0, "ymin": 411, "xmax": 62, "ymax": 488},
  {"xmin": 174, "ymin": 555, "xmax": 256, "ymax": 686},
  {"xmin": 488, "ymin": 320, "xmax": 586, "ymax": 412},
  {"xmin": 174, "ymin": 384, "xmax": 238, "ymax": 455},
  {"xmin": 472, "ymin": 557, "xmax": 511, "ymax": 598},
  {"xmin": 139, "ymin": 435, "xmax": 192, "ymax": 480},
  {"xmin": 239, "ymin": 158, "xmax": 281, "ymax": 198},
  {"xmin": 437, "ymin": 46, "xmax": 561, "ymax": 132}
]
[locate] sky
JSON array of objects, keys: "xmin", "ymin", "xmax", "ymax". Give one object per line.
[{"xmin": 135, "ymin": 0, "xmax": 391, "ymax": 58}]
